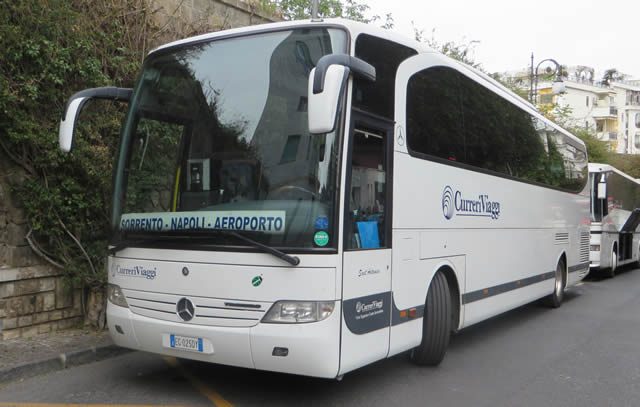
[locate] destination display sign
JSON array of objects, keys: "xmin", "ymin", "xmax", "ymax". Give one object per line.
[{"xmin": 120, "ymin": 210, "xmax": 286, "ymax": 234}]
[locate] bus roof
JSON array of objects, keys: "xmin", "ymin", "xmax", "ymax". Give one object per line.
[
  {"xmin": 149, "ymin": 18, "xmax": 435, "ymax": 56},
  {"xmin": 589, "ymin": 163, "xmax": 640, "ymax": 185}
]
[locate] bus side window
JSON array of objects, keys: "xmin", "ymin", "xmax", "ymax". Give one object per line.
[{"xmin": 347, "ymin": 128, "xmax": 386, "ymax": 249}]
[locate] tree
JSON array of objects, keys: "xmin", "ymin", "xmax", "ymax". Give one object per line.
[
  {"xmin": 540, "ymin": 103, "xmax": 613, "ymax": 164},
  {"xmin": 0, "ymin": 0, "xmax": 221, "ymax": 293},
  {"xmin": 601, "ymin": 68, "xmax": 626, "ymax": 86},
  {"xmin": 262, "ymin": 0, "xmax": 372, "ymax": 22},
  {"xmin": 411, "ymin": 24, "xmax": 481, "ymax": 69}
]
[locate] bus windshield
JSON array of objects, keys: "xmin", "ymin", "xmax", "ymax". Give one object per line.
[{"xmin": 112, "ymin": 27, "xmax": 347, "ymax": 249}]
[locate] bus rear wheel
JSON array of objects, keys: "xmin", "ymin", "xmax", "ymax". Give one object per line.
[
  {"xmin": 543, "ymin": 260, "xmax": 565, "ymax": 308},
  {"xmin": 410, "ymin": 271, "xmax": 451, "ymax": 366},
  {"xmin": 607, "ymin": 248, "xmax": 617, "ymax": 278}
]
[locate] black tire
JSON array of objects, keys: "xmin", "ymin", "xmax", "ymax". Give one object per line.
[
  {"xmin": 410, "ymin": 271, "xmax": 452, "ymax": 366},
  {"xmin": 543, "ymin": 260, "xmax": 565, "ymax": 308}
]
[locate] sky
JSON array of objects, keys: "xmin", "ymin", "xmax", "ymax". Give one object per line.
[{"xmin": 365, "ymin": 0, "xmax": 640, "ymax": 79}]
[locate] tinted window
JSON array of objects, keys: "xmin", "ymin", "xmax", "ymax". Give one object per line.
[
  {"xmin": 606, "ymin": 171, "xmax": 640, "ymax": 212},
  {"xmin": 406, "ymin": 66, "xmax": 587, "ymax": 193},
  {"xmin": 353, "ymin": 34, "xmax": 417, "ymax": 118}
]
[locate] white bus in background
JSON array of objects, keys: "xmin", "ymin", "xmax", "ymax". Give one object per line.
[
  {"xmin": 58, "ymin": 17, "xmax": 590, "ymax": 379},
  {"xmin": 589, "ymin": 163, "xmax": 640, "ymax": 277}
]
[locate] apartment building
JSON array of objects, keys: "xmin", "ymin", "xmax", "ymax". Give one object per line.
[
  {"xmin": 501, "ymin": 66, "xmax": 638, "ymax": 154},
  {"xmin": 611, "ymin": 81, "xmax": 640, "ymax": 154}
]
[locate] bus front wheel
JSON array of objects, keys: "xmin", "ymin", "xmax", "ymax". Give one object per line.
[{"xmin": 410, "ymin": 271, "xmax": 451, "ymax": 366}]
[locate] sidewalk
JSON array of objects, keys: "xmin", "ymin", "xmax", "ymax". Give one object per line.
[{"xmin": 0, "ymin": 328, "xmax": 131, "ymax": 385}]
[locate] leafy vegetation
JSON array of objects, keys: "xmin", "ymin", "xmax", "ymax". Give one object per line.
[
  {"xmin": 261, "ymin": 0, "xmax": 371, "ymax": 21},
  {"xmin": 0, "ymin": 0, "xmax": 220, "ymax": 291},
  {"xmin": 412, "ymin": 25, "xmax": 481, "ymax": 69},
  {"xmin": 1, "ymin": 0, "xmax": 144, "ymax": 289}
]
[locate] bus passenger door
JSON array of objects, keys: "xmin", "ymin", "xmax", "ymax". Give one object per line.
[{"xmin": 340, "ymin": 111, "xmax": 393, "ymax": 375}]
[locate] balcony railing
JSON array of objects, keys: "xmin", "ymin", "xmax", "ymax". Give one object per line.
[{"xmin": 593, "ymin": 106, "xmax": 618, "ymax": 118}]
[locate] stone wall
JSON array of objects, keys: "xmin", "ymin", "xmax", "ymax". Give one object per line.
[
  {"xmin": 149, "ymin": 0, "xmax": 279, "ymax": 46},
  {"xmin": 0, "ymin": 156, "xmax": 83, "ymax": 340},
  {"xmin": 0, "ymin": 267, "xmax": 83, "ymax": 340}
]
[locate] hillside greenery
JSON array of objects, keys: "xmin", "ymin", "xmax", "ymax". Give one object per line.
[{"xmin": 0, "ymin": 0, "xmax": 216, "ymax": 291}]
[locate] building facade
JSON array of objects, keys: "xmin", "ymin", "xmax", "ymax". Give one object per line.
[{"xmin": 501, "ymin": 66, "xmax": 639, "ymax": 154}]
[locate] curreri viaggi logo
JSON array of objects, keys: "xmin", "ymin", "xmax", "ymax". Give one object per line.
[
  {"xmin": 442, "ymin": 186, "xmax": 455, "ymax": 220},
  {"xmin": 442, "ymin": 185, "xmax": 501, "ymax": 220},
  {"xmin": 112, "ymin": 264, "xmax": 157, "ymax": 280}
]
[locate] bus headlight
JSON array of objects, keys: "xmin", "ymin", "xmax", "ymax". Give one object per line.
[
  {"xmin": 262, "ymin": 301, "xmax": 334, "ymax": 323},
  {"xmin": 107, "ymin": 284, "xmax": 129, "ymax": 308},
  {"xmin": 590, "ymin": 244, "xmax": 600, "ymax": 252}
]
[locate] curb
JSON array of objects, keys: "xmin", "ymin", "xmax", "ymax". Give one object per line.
[{"xmin": 0, "ymin": 344, "xmax": 132, "ymax": 385}]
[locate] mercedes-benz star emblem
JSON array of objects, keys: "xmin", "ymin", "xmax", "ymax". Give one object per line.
[
  {"xmin": 182, "ymin": 267, "xmax": 189, "ymax": 276},
  {"xmin": 176, "ymin": 297, "xmax": 195, "ymax": 322}
]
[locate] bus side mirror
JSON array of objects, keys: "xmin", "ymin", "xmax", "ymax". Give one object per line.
[
  {"xmin": 308, "ymin": 65, "xmax": 349, "ymax": 134},
  {"xmin": 59, "ymin": 87, "xmax": 132, "ymax": 152},
  {"xmin": 308, "ymin": 54, "xmax": 375, "ymax": 135},
  {"xmin": 597, "ymin": 182, "xmax": 607, "ymax": 199}
]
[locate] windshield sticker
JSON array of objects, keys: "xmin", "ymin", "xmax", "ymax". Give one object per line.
[
  {"xmin": 252, "ymin": 275, "xmax": 263, "ymax": 287},
  {"xmin": 314, "ymin": 231, "xmax": 329, "ymax": 247},
  {"xmin": 120, "ymin": 211, "xmax": 286, "ymax": 234},
  {"xmin": 314, "ymin": 217, "xmax": 329, "ymax": 230}
]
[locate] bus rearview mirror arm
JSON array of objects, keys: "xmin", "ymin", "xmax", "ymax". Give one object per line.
[
  {"xmin": 59, "ymin": 87, "xmax": 133, "ymax": 152},
  {"xmin": 308, "ymin": 54, "xmax": 375, "ymax": 135}
]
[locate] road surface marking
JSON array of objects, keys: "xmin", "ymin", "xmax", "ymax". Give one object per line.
[
  {"xmin": 0, "ymin": 404, "xmax": 187, "ymax": 407},
  {"xmin": 164, "ymin": 357, "xmax": 233, "ymax": 407}
]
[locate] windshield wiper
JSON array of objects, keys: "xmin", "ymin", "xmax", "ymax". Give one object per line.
[
  {"xmin": 109, "ymin": 230, "xmax": 300, "ymax": 266},
  {"xmin": 219, "ymin": 230, "xmax": 300, "ymax": 266}
]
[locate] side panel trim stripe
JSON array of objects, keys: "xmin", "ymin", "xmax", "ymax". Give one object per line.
[
  {"xmin": 462, "ymin": 271, "xmax": 554, "ymax": 305},
  {"xmin": 568, "ymin": 262, "xmax": 589, "ymax": 273},
  {"xmin": 389, "ymin": 263, "xmax": 590, "ymax": 327}
]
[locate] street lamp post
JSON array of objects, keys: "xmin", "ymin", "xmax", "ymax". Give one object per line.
[{"xmin": 529, "ymin": 53, "xmax": 565, "ymax": 105}]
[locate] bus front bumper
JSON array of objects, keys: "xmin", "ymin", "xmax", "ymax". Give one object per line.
[{"xmin": 107, "ymin": 301, "xmax": 341, "ymax": 378}]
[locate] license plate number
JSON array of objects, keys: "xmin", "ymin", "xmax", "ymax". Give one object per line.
[{"xmin": 170, "ymin": 334, "xmax": 203, "ymax": 352}]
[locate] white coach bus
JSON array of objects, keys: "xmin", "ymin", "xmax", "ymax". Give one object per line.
[
  {"xmin": 59, "ymin": 18, "xmax": 590, "ymax": 378},
  {"xmin": 589, "ymin": 163, "xmax": 640, "ymax": 277}
]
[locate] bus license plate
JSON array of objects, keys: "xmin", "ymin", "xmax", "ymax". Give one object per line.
[{"xmin": 170, "ymin": 334, "xmax": 203, "ymax": 352}]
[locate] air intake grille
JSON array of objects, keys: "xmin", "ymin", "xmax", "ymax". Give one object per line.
[
  {"xmin": 122, "ymin": 289, "xmax": 269, "ymax": 328},
  {"xmin": 555, "ymin": 232, "xmax": 569, "ymax": 245}
]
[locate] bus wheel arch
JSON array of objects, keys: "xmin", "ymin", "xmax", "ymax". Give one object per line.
[{"xmin": 410, "ymin": 266, "xmax": 458, "ymax": 366}]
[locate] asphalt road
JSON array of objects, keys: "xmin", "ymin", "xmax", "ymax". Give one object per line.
[{"xmin": 2, "ymin": 267, "xmax": 640, "ymax": 407}]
